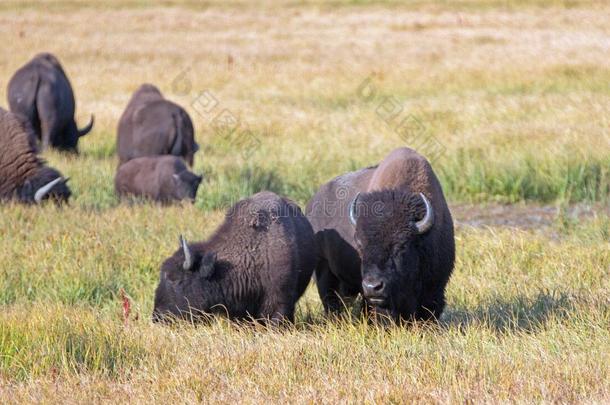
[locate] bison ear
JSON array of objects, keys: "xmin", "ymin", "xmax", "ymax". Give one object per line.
[{"xmin": 199, "ymin": 252, "xmax": 217, "ymax": 279}]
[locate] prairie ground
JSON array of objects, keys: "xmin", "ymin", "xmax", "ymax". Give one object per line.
[{"xmin": 0, "ymin": 0, "xmax": 609, "ymax": 403}]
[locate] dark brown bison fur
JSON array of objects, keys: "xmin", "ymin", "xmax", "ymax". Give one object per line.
[
  {"xmin": 152, "ymin": 191, "xmax": 316, "ymax": 324},
  {"xmin": 7, "ymin": 53, "xmax": 94, "ymax": 152},
  {"xmin": 0, "ymin": 107, "xmax": 70, "ymax": 203},
  {"xmin": 306, "ymin": 147, "xmax": 455, "ymax": 323},
  {"xmin": 115, "ymin": 156, "xmax": 202, "ymax": 203},
  {"xmin": 117, "ymin": 84, "xmax": 198, "ymax": 166}
]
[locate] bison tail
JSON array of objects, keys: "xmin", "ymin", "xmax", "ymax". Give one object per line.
[{"xmin": 77, "ymin": 115, "xmax": 95, "ymax": 137}]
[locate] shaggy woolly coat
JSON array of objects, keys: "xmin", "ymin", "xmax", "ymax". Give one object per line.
[
  {"xmin": 0, "ymin": 108, "xmax": 70, "ymax": 203},
  {"xmin": 153, "ymin": 191, "xmax": 316, "ymax": 323}
]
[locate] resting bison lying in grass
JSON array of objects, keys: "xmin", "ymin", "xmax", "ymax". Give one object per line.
[
  {"xmin": 152, "ymin": 191, "xmax": 316, "ymax": 324},
  {"xmin": 117, "ymin": 84, "xmax": 198, "ymax": 166},
  {"xmin": 306, "ymin": 147, "xmax": 455, "ymax": 323},
  {"xmin": 0, "ymin": 107, "xmax": 70, "ymax": 204},
  {"xmin": 115, "ymin": 156, "xmax": 202, "ymax": 203},
  {"xmin": 7, "ymin": 53, "xmax": 94, "ymax": 152}
]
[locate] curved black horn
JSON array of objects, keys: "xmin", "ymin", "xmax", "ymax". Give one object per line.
[
  {"xmin": 77, "ymin": 115, "xmax": 95, "ymax": 137},
  {"xmin": 348, "ymin": 192, "xmax": 360, "ymax": 226},
  {"xmin": 180, "ymin": 235, "xmax": 193, "ymax": 270},
  {"xmin": 415, "ymin": 193, "xmax": 434, "ymax": 234},
  {"xmin": 34, "ymin": 177, "xmax": 63, "ymax": 204}
]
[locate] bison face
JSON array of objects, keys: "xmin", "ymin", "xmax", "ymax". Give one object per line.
[
  {"xmin": 350, "ymin": 190, "xmax": 434, "ymax": 321},
  {"xmin": 171, "ymin": 171, "xmax": 203, "ymax": 202},
  {"xmin": 18, "ymin": 167, "xmax": 71, "ymax": 204},
  {"xmin": 152, "ymin": 236, "xmax": 219, "ymax": 323}
]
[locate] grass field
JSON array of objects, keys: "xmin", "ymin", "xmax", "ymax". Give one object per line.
[{"xmin": 0, "ymin": 0, "xmax": 609, "ymax": 402}]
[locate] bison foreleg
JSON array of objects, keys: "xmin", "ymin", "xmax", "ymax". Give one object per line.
[
  {"xmin": 416, "ymin": 289, "xmax": 446, "ymax": 322},
  {"xmin": 264, "ymin": 302, "xmax": 295, "ymax": 326}
]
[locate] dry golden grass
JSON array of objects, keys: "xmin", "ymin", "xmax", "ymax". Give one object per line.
[
  {"xmin": 0, "ymin": 0, "xmax": 609, "ymax": 403},
  {"xmin": 2, "ymin": 0, "xmax": 608, "ymax": 204}
]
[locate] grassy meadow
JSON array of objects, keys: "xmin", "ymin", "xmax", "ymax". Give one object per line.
[{"xmin": 0, "ymin": 0, "xmax": 609, "ymax": 402}]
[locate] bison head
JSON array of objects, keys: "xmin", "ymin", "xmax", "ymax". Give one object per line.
[
  {"xmin": 18, "ymin": 167, "xmax": 71, "ymax": 204},
  {"xmin": 349, "ymin": 190, "xmax": 434, "ymax": 321},
  {"xmin": 171, "ymin": 171, "xmax": 203, "ymax": 202},
  {"xmin": 152, "ymin": 236, "xmax": 219, "ymax": 323}
]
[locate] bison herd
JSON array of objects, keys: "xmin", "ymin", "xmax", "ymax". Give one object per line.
[{"xmin": 1, "ymin": 53, "xmax": 455, "ymax": 325}]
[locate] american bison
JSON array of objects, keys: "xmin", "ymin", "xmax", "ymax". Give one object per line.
[
  {"xmin": 0, "ymin": 107, "xmax": 71, "ymax": 204},
  {"xmin": 115, "ymin": 156, "xmax": 203, "ymax": 203},
  {"xmin": 7, "ymin": 53, "xmax": 94, "ymax": 152},
  {"xmin": 306, "ymin": 147, "xmax": 455, "ymax": 322},
  {"xmin": 117, "ymin": 84, "xmax": 198, "ymax": 166},
  {"xmin": 152, "ymin": 191, "xmax": 316, "ymax": 324}
]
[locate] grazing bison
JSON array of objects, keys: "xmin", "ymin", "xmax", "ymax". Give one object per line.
[
  {"xmin": 0, "ymin": 108, "xmax": 71, "ymax": 204},
  {"xmin": 115, "ymin": 156, "xmax": 203, "ymax": 203},
  {"xmin": 152, "ymin": 191, "xmax": 316, "ymax": 324},
  {"xmin": 7, "ymin": 53, "xmax": 94, "ymax": 152},
  {"xmin": 117, "ymin": 84, "xmax": 198, "ymax": 166},
  {"xmin": 306, "ymin": 147, "xmax": 455, "ymax": 322}
]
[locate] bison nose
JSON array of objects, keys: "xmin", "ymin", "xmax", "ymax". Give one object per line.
[{"xmin": 362, "ymin": 276, "xmax": 385, "ymax": 298}]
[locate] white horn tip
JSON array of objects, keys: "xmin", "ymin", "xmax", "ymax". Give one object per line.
[
  {"xmin": 180, "ymin": 235, "xmax": 193, "ymax": 270},
  {"xmin": 349, "ymin": 192, "xmax": 360, "ymax": 226},
  {"xmin": 34, "ymin": 177, "xmax": 63, "ymax": 204},
  {"xmin": 415, "ymin": 192, "xmax": 434, "ymax": 234}
]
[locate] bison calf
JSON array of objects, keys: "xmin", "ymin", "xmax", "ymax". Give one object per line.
[
  {"xmin": 152, "ymin": 191, "xmax": 316, "ymax": 324},
  {"xmin": 115, "ymin": 156, "xmax": 202, "ymax": 203}
]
